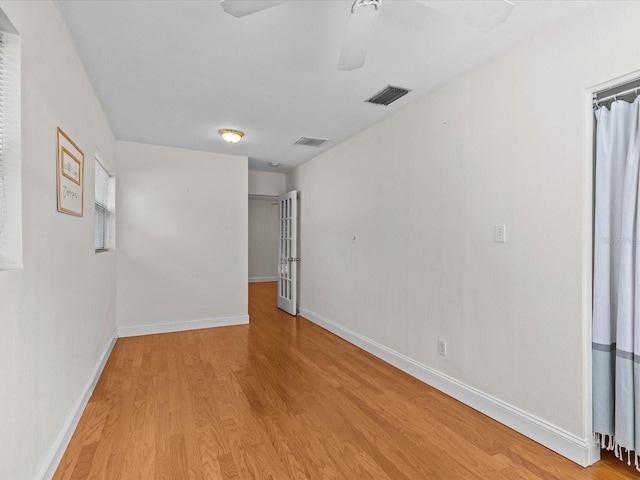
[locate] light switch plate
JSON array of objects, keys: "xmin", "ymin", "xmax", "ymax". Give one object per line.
[{"xmin": 438, "ymin": 339, "xmax": 447, "ymax": 356}]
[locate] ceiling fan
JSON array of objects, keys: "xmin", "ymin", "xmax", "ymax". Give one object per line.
[{"xmin": 219, "ymin": 0, "xmax": 515, "ymax": 71}]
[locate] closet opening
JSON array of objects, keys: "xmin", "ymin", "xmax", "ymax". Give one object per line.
[{"xmin": 587, "ymin": 72, "xmax": 640, "ymax": 470}]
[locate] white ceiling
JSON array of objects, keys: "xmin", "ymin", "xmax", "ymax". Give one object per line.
[{"xmin": 55, "ymin": 0, "xmax": 597, "ymax": 173}]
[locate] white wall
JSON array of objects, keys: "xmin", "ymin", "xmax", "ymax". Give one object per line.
[
  {"xmin": 287, "ymin": 1, "xmax": 640, "ymax": 461},
  {"xmin": 0, "ymin": 1, "xmax": 117, "ymax": 479},
  {"xmin": 249, "ymin": 170, "xmax": 286, "ymax": 196},
  {"xmin": 248, "ymin": 199, "xmax": 279, "ymax": 281},
  {"xmin": 116, "ymin": 142, "xmax": 248, "ymax": 333}
]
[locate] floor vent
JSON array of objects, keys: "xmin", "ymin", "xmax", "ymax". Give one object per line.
[
  {"xmin": 294, "ymin": 137, "xmax": 329, "ymax": 147},
  {"xmin": 365, "ymin": 85, "xmax": 411, "ymax": 106}
]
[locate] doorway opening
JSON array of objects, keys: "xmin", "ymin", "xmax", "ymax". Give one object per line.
[
  {"xmin": 248, "ymin": 194, "xmax": 279, "ymax": 284},
  {"xmin": 585, "ymin": 71, "xmax": 640, "ymax": 468},
  {"xmin": 248, "ymin": 191, "xmax": 300, "ymax": 316}
]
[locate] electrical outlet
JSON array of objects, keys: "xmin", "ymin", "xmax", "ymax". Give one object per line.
[
  {"xmin": 438, "ymin": 339, "xmax": 447, "ymax": 356},
  {"xmin": 494, "ymin": 224, "xmax": 506, "ymax": 243}
]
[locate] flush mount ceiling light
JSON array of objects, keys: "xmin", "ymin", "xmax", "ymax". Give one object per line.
[
  {"xmin": 218, "ymin": 129, "xmax": 244, "ymax": 143},
  {"xmin": 269, "ymin": 162, "xmax": 280, "ymax": 168}
]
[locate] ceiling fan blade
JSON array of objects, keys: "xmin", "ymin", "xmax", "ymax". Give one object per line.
[
  {"xmin": 220, "ymin": 0, "xmax": 288, "ymax": 18},
  {"xmin": 417, "ymin": 0, "xmax": 514, "ymax": 32},
  {"xmin": 337, "ymin": 0, "xmax": 381, "ymax": 71}
]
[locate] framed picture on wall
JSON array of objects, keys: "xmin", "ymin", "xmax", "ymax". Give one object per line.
[{"xmin": 56, "ymin": 127, "xmax": 84, "ymax": 216}]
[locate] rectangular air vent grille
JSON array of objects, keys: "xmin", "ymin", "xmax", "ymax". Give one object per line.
[
  {"xmin": 294, "ymin": 137, "xmax": 329, "ymax": 147},
  {"xmin": 365, "ymin": 85, "xmax": 411, "ymax": 106}
]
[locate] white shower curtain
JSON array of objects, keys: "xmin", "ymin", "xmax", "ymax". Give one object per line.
[{"xmin": 593, "ymin": 96, "xmax": 640, "ymax": 468}]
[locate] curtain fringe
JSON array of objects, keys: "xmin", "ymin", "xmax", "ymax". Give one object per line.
[{"xmin": 596, "ymin": 433, "xmax": 640, "ymax": 472}]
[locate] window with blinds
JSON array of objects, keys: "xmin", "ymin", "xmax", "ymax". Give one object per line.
[
  {"xmin": 95, "ymin": 158, "xmax": 114, "ymax": 252},
  {"xmin": 0, "ymin": 19, "xmax": 21, "ymax": 271},
  {"xmin": 0, "ymin": 33, "xmax": 7, "ymax": 244}
]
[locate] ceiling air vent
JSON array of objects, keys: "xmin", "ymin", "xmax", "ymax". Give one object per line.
[
  {"xmin": 294, "ymin": 137, "xmax": 329, "ymax": 147},
  {"xmin": 365, "ymin": 85, "xmax": 411, "ymax": 106}
]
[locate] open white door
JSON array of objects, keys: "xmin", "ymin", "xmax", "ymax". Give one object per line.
[{"xmin": 278, "ymin": 190, "xmax": 298, "ymax": 315}]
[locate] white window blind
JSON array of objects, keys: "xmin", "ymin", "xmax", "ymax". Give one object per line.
[
  {"xmin": 95, "ymin": 158, "xmax": 114, "ymax": 252},
  {"xmin": 0, "ymin": 33, "xmax": 6, "ymax": 242},
  {"xmin": 0, "ymin": 11, "xmax": 21, "ymax": 271}
]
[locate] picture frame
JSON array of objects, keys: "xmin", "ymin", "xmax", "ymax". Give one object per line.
[
  {"xmin": 61, "ymin": 146, "xmax": 81, "ymax": 185},
  {"xmin": 56, "ymin": 127, "xmax": 84, "ymax": 217}
]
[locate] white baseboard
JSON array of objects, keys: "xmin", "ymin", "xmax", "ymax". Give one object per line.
[
  {"xmin": 589, "ymin": 438, "xmax": 601, "ymax": 464},
  {"xmin": 299, "ymin": 307, "xmax": 598, "ymax": 468},
  {"xmin": 36, "ymin": 330, "xmax": 118, "ymax": 480},
  {"xmin": 117, "ymin": 314, "xmax": 249, "ymax": 338},
  {"xmin": 249, "ymin": 277, "xmax": 278, "ymax": 283}
]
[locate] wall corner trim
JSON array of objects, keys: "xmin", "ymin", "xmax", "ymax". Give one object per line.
[
  {"xmin": 36, "ymin": 330, "xmax": 118, "ymax": 480},
  {"xmin": 299, "ymin": 307, "xmax": 596, "ymax": 468},
  {"xmin": 116, "ymin": 314, "xmax": 249, "ymax": 338}
]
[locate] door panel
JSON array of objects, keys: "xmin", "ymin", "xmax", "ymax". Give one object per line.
[{"xmin": 278, "ymin": 190, "xmax": 297, "ymax": 315}]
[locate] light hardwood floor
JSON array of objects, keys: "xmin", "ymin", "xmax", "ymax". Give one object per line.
[{"xmin": 54, "ymin": 282, "xmax": 638, "ymax": 479}]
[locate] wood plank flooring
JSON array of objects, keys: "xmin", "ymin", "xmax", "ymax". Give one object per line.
[{"xmin": 54, "ymin": 282, "xmax": 639, "ymax": 479}]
